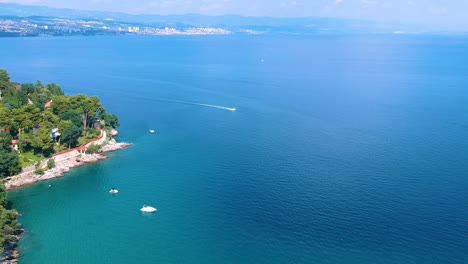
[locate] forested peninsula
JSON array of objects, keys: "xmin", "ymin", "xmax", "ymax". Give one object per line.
[{"xmin": 0, "ymin": 69, "xmax": 125, "ymax": 262}]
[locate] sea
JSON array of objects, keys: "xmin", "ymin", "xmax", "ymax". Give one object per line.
[{"xmin": 2, "ymin": 34, "xmax": 468, "ymax": 264}]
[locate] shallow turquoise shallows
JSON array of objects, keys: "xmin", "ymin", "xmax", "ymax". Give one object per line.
[{"xmin": 4, "ymin": 35, "xmax": 468, "ymax": 264}]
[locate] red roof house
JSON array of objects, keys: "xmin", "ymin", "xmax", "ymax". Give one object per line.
[
  {"xmin": 44, "ymin": 100, "xmax": 53, "ymax": 108},
  {"xmin": 10, "ymin": 139, "xmax": 19, "ymax": 151}
]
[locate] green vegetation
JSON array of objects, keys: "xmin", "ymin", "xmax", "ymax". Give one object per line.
[
  {"xmin": 34, "ymin": 168, "xmax": 45, "ymax": 175},
  {"xmin": 19, "ymin": 152, "xmax": 42, "ymax": 167},
  {"xmin": 85, "ymin": 143, "xmax": 101, "ymax": 154},
  {"xmin": 0, "ymin": 69, "xmax": 120, "ymax": 256},
  {"xmin": 0, "ymin": 149, "xmax": 20, "ymax": 177},
  {"xmin": 47, "ymin": 158, "xmax": 55, "ymax": 169},
  {"xmin": 0, "ymin": 185, "xmax": 20, "ymax": 254},
  {"xmin": 0, "ymin": 69, "xmax": 119, "ymax": 177}
]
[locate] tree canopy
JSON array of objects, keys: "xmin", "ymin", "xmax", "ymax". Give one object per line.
[
  {"xmin": 0, "ymin": 70, "xmax": 92, "ymax": 255},
  {"xmin": 0, "ymin": 69, "xmax": 120, "ymax": 177}
]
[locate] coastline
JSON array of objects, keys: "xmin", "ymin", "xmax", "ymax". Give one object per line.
[
  {"xmin": 4, "ymin": 138, "xmax": 131, "ymax": 190},
  {"xmin": 1, "ymin": 133, "xmax": 130, "ymax": 263},
  {"xmin": 0, "ymin": 226, "xmax": 24, "ymax": 264}
]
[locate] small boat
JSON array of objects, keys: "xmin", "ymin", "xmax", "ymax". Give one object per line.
[
  {"xmin": 149, "ymin": 129, "xmax": 155, "ymax": 134},
  {"xmin": 109, "ymin": 188, "xmax": 119, "ymax": 194},
  {"xmin": 140, "ymin": 205, "xmax": 157, "ymax": 213}
]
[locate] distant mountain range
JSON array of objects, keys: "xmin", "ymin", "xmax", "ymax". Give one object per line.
[{"xmin": 0, "ymin": 3, "xmax": 452, "ymax": 36}]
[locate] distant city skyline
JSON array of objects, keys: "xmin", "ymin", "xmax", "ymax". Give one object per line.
[{"xmin": 0, "ymin": 0, "xmax": 466, "ymax": 29}]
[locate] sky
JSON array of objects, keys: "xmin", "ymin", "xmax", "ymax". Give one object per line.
[{"xmin": 0, "ymin": 0, "xmax": 466, "ymax": 28}]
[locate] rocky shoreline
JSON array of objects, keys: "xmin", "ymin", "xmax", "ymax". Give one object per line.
[
  {"xmin": 2, "ymin": 138, "xmax": 131, "ymax": 263},
  {"xmin": 4, "ymin": 139, "xmax": 131, "ymax": 190},
  {"xmin": 0, "ymin": 228, "xmax": 25, "ymax": 264}
]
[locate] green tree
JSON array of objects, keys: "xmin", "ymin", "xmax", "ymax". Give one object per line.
[
  {"xmin": 54, "ymin": 95, "xmax": 103, "ymax": 133},
  {"xmin": 61, "ymin": 125, "xmax": 81, "ymax": 149},
  {"xmin": 40, "ymin": 110, "xmax": 59, "ymax": 127},
  {"xmin": 101, "ymin": 113, "xmax": 120, "ymax": 128},
  {"xmin": 0, "ymin": 149, "xmax": 20, "ymax": 177},
  {"xmin": 47, "ymin": 158, "xmax": 55, "ymax": 169},
  {"xmin": 51, "ymin": 95, "xmax": 70, "ymax": 115},
  {"xmin": 0, "ymin": 207, "xmax": 21, "ymax": 254},
  {"xmin": 0, "ymin": 69, "xmax": 15, "ymax": 101},
  {"xmin": 56, "ymin": 120, "xmax": 73, "ymax": 145},
  {"xmin": 57, "ymin": 120, "xmax": 73, "ymax": 133},
  {"xmin": 0, "ymin": 106, "xmax": 12, "ymax": 129},
  {"xmin": 11, "ymin": 104, "xmax": 41, "ymax": 134},
  {"xmin": 0, "ymin": 132, "xmax": 12, "ymax": 151},
  {"xmin": 0, "ymin": 185, "xmax": 7, "ymax": 207},
  {"xmin": 37, "ymin": 89, "xmax": 52, "ymax": 106},
  {"xmin": 71, "ymin": 94, "xmax": 102, "ymax": 130},
  {"xmin": 85, "ymin": 143, "xmax": 101, "ymax": 154},
  {"xmin": 45, "ymin": 83, "xmax": 64, "ymax": 96},
  {"xmin": 29, "ymin": 126, "xmax": 54, "ymax": 155},
  {"xmin": 59, "ymin": 110, "xmax": 82, "ymax": 128},
  {"xmin": 0, "ymin": 69, "xmax": 10, "ymax": 83},
  {"xmin": 34, "ymin": 80, "xmax": 44, "ymax": 91},
  {"xmin": 21, "ymin": 83, "xmax": 35, "ymax": 94},
  {"xmin": 14, "ymin": 87, "xmax": 29, "ymax": 107}
]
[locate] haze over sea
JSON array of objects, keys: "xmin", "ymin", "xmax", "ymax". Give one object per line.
[{"xmin": 3, "ymin": 35, "xmax": 468, "ymax": 263}]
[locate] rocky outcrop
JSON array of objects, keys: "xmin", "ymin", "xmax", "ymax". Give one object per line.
[
  {"xmin": 4, "ymin": 153, "xmax": 108, "ymax": 190},
  {"xmin": 110, "ymin": 129, "xmax": 119, "ymax": 136},
  {"xmin": 0, "ymin": 229, "xmax": 25, "ymax": 264},
  {"xmin": 4, "ymin": 140, "xmax": 131, "ymax": 190},
  {"xmin": 100, "ymin": 139, "xmax": 131, "ymax": 153}
]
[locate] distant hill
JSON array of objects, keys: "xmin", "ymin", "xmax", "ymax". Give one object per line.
[{"xmin": 0, "ymin": 3, "xmax": 439, "ymax": 34}]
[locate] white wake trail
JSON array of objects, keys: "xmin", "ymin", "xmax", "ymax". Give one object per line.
[
  {"xmin": 159, "ymin": 99, "xmax": 237, "ymax": 111},
  {"xmin": 191, "ymin": 103, "xmax": 237, "ymax": 111}
]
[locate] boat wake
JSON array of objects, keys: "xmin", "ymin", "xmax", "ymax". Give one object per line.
[
  {"xmin": 158, "ymin": 99, "xmax": 236, "ymax": 111},
  {"xmin": 191, "ymin": 103, "xmax": 236, "ymax": 111}
]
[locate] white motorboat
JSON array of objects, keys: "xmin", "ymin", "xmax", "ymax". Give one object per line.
[
  {"xmin": 149, "ymin": 129, "xmax": 155, "ymax": 134},
  {"xmin": 109, "ymin": 188, "xmax": 119, "ymax": 194},
  {"xmin": 140, "ymin": 205, "xmax": 157, "ymax": 213}
]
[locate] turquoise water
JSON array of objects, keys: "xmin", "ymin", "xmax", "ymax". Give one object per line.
[{"xmin": 3, "ymin": 35, "xmax": 468, "ymax": 263}]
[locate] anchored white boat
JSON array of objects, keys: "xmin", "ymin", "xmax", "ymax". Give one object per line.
[
  {"xmin": 140, "ymin": 205, "xmax": 157, "ymax": 213},
  {"xmin": 109, "ymin": 188, "xmax": 118, "ymax": 194},
  {"xmin": 149, "ymin": 129, "xmax": 155, "ymax": 134}
]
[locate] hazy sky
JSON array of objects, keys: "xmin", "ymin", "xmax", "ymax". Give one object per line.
[{"xmin": 0, "ymin": 0, "xmax": 466, "ymax": 27}]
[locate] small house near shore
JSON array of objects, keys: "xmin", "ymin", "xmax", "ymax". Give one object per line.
[
  {"xmin": 44, "ymin": 100, "xmax": 53, "ymax": 108},
  {"xmin": 94, "ymin": 120, "xmax": 105, "ymax": 129},
  {"xmin": 10, "ymin": 140, "xmax": 19, "ymax": 151}
]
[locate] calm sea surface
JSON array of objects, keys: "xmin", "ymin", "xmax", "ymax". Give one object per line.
[{"xmin": 2, "ymin": 35, "xmax": 468, "ymax": 263}]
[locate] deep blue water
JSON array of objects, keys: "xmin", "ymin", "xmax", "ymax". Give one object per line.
[{"xmin": 2, "ymin": 35, "xmax": 468, "ymax": 263}]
